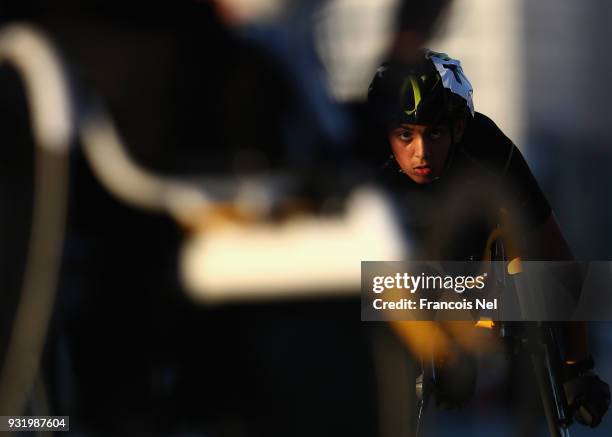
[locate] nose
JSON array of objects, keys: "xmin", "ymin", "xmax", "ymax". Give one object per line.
[{"xmin": 413, "ymin": 134, "xmax": 430, "ymax": 160}]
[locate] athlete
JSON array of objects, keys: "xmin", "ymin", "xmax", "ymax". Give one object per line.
[{"xmin": 367, "ymin": 49, "xmax": 610, "ymax": 428}]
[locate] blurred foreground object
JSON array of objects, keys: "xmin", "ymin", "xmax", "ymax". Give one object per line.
[
  {"xmin": 0, "ymin": 0, "xmax": 457, "ymax": 434},
  {"xmin": 0, "ymin": 23, "xmax": 71, "ymax": 416}
]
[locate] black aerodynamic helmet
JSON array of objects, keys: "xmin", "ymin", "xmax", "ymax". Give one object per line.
[{"xmin": 367, "ymin": 50, "xmax": 474, "ymax": 128}]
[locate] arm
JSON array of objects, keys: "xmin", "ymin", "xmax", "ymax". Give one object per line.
[
  {"xmin": 521, "ymin": 205, "xmax": 609, "ymax": 429},
  {"xmin": 523, "ymin": 213, "xmax": 589, "ymax": 362}
]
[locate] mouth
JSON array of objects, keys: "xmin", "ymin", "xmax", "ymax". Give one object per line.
[{"xmin": 413, "ymin": 165, "xmax": 432, "ymax": 176}]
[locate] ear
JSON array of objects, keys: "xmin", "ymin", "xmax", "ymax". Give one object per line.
[{"xmin": 453, "ymin": 118, "xmax": 465, "ymax": 144}]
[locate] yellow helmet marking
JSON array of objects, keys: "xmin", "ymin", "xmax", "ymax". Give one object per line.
[{"xmin": 402, "ymin": 76, "xmax": 421, "ymax": 116}]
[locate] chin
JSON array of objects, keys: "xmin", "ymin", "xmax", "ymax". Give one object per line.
[{"xmin": 408, "ymin": 174, "xmax": 434, "ymax": 184}]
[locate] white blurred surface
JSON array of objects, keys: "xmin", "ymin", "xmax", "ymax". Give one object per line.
[
  {"xmin": 315, "ymin": 0, "xmax": 401, "ymax": 101},
  {"xmin": 180, "ymin": 187, "xmax": 406, "ymax": 303}
]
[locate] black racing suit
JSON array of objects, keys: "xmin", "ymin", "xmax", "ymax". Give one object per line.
[
  {"xmin": 380, "ymin": 111, "xmax": 551, "ymax": 262},
  {"xmin": 379, "ymin": 112, "xmax": 610, "ymax": 429}
]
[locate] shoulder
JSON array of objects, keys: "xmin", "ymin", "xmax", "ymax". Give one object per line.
[
  {"xmin": 458, "ymin": 113, "xmax": 552, "ymax": 228},
  {"xmin": 457, "ymin": 112, "xmax": 515, "ymax": 178}
]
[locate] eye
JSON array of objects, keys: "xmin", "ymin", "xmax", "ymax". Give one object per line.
[
  {"xmin": 398, "ymin": 130, "xmax": 413, "ymax": 141},
  {"xmin": 429, "ymin": 128, "xmax": 442, "ymax": 140}
]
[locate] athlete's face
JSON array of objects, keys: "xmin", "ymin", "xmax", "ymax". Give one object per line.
[{"xmin": 388, "ymin": 120, "xmax": 464, "ymax": 184}]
